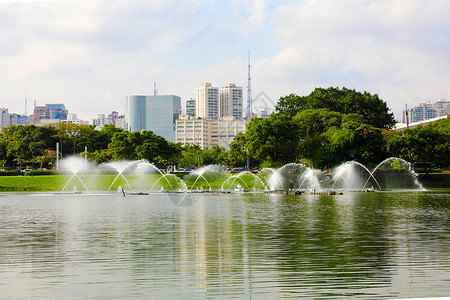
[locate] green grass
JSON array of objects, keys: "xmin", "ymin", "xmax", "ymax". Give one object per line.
[
  {"xmin": 1, "ymin": 172, "xmax": 447, "ymax": 192},
  {"xmin": 0, "ymin": 173, "xmax": 245, "ymax": 192}
]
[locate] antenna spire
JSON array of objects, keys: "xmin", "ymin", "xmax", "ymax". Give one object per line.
[
  {"xmin": 153, "ymin": 76, "xmax": 158, "ymax": 96},
  {"xmin": 247, "ymin": 50, "xmax": 252, "ymax": 118}
]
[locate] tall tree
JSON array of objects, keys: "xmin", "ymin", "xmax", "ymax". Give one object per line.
[{"xmin": 276, "ymin": 87, "xmax": 395, "ymax": 129}]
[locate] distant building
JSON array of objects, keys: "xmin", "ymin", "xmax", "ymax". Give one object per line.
[
  {"xmin": 9, "ymin": 113, "xmax": 19, "ymax": 126},
  {"xmin": 220, "ymin": 83, "xmax": 243, "ymax": 119},
  {"xmin": 93, "ymin": 111, "xmax": 119, "ymax": 129},
  {"xmin": 109, "ymin": 111, "xmax": 119, "ymax": 124},
  {"xmin": 93, "ymin": 114, "xmax": 109, "ymax": 128},
  {"xmin": 45, "ymin": 104, "xmax": 68, "ymax": 120},
  {"xmin": 61, "ymin": 114, "xmax": 89, "ymax": 125},
  {"xmin": 115, "ymin": 115, "xmax": 127, "ymax": 130},
  {"xmin": 175, "ymin": 114, "xmax": 248, "ymax": 150},
  {"xmin": 432, "ymin": 100, "xmax": 450, "ymax": 117},
  {"xmin": 403, "ymin": 100, "xmax": 449, "ymax": 123},
  {"xmin": 0, "ymin": 108, "xmax": 9, "ymax": 127},
  {"xmin": 33, "ymin": 106, "xmax": 50, "ymax": 125},
  {"xmin": 195, "ymin": 83, "xmax": 219, "ymax": 120},
  {"xmin": 186, "ymin": 98, "xmax": 195, "ymax": 117},
  {"xmin": 125, "ymin": 95, "xmax": 181, "ymax": 142}
]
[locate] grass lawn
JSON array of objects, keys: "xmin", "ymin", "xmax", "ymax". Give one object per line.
[
  {"xmin": 1, "ymin": 172, "xmax": 447, "ymax": 192},
  {"xmin": 0, "ymin": 173, "xmax": 238, "ymax": 192}
]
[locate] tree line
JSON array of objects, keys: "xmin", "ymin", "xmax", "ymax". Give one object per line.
[{"xmin": 0, "ymin": 87, "xmax": 449, "ymax": 171}]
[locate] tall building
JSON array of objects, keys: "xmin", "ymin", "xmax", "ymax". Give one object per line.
[
  {"xmin": 125, "ymin": 95, "xmax": 181, "ymax": 142},
  {"xmin": 0, "ymin": 108, "xmax": 9, "ymax": 127},
  {"xmin": 220, "ymin": 83, "xmax": 243, "ymax": 119},
  {"xmin": 195, "ymin": 83, "xmax": 219, "ymax": 120}
]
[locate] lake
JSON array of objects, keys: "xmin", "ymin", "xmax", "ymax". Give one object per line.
[{"xmin": 0, "ymin": 190, "xmax": 449, "ymax": 299}]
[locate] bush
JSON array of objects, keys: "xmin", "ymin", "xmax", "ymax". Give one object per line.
[
  {"xmin": 0, "ymin": 171, "xmax": 21, "ymax": 176},
  {"xmin": 24, "ymin": 170, "xmax": 61, "ymax": 176},
  {"xmin": 413, "ymin": 168, "xmax": 442, "ymax": 174}
]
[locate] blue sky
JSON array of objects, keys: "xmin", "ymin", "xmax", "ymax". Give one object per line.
[{"xmin": 1, "ymin": 0, "xmax": 449, "ymax": 122}]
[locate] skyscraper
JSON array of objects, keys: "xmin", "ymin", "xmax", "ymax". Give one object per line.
[
  {"xmin": 220, "ymin": 83, "xmax": 243, "ymax": 119},
  {"xmin": 125, "ymin": 95, "xmax": 181, "ymax": 142},
  {"xmin": 195, "ymin": 83, "xmax": 219, "ymax": 120}
]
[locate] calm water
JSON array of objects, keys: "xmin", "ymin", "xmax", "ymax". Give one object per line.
[{"xmin": 0, "ymin": 190, "xmax": 449, "ymax": 299}]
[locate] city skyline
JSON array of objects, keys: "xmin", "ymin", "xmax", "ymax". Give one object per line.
[{"xmin": 1, "ymin": 0, "xmax": 450, "ymax": 122}]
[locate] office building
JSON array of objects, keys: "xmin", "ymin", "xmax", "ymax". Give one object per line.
[
  {"xmin": 403, "ymin": 100, "xmax": 449, "ymax": 123},
  {"xmin": 33, "ymin": 106, "xmax": 50, "ymax": 124},
  {"xmin": 195, "ymin": 83, "xmax": 219, "ymax": 120},
  {"xmin": 0, "ymin": 108, "xmax": 9, "ymax": 127},
  {"xmin": 125, "ymin": 95, "xmax": 181, "ymax": 142},
  {"xmin": 220, "ymin": 83, "xmax": 243, "ymax": 119},
  {"xmin": 176, "ymin": 115, "xmax": 248, "ymax": 150},
  {"xmin": 46, "ymin": 104, "xmax": 68, "ymax": 120}
]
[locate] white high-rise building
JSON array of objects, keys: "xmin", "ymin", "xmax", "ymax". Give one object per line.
[
  {"xmin": 0, "ymin": 108, "xmax": 10, "ymax": 127},
  {"xmin": 220, "ymin": 83, "xmax": 243, "ymax": 119},
  {"xmin": 195, "ymin": 83, "xmax": 219, "ymax": 120}
]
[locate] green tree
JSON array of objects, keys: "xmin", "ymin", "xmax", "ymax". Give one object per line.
[
  {"xmin": 109, "ymin": 131, "xmax": 137, "ymax": 160},
  {"xmin": 276, "ymin": 87, "xmax": 395, "ymax": 129},
  {"xmin": 387, "ymin": 118, "xmax": 450, "ymax": 171},
  {"xmin": 233, "ymin": 114, "xmax": 300, "ymax": 167}
]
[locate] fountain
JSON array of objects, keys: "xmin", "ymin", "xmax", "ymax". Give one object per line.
[
  {"xmin": 221, "ymin": 171, "xmax": 267, "ymax": 192},
  {"xmin": 331, "ymin": 161, "xmax": 381, "ymax": 190},
  {"xmin": 183, "ymin": 165, "xmax": 229, "ymax": 191},
  {"xmin": 61, "ymin": 156, "xmax": 92, "ymax": 192},
  {"xmin": 368, "ymin": 157, "xmax": 424, "ymax": 190},
  {"xmin": 58, "ymin": 157, "xmax": 424, "ymax": 196}
]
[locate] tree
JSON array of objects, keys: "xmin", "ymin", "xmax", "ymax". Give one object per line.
[
  {"xmin": 234, "ymin": 114, "xmax": 300, "ymax": 167},
  {"xmin": 387, "ymin": 118, "xmax": 450, "ymax": 171},
  {"xmin": 276, "ymin": 87, "xmax": 395, "ymax": 129},
  {"xmin": 109, "ymin": 131, "xmax": 137, "ymax": 160}
]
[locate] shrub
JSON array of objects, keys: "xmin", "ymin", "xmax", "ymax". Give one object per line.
[
  {"xmin": 24, "ymin": 170, "xmax": 61, "ymax": 176},
  {"xmin": 0, "ymin": 171, "xmax": 21, "ymax": 176}
]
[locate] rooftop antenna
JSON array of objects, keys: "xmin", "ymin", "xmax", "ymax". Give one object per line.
[
  {"xmin": 246, "ymin": 50, "xmax": 252, "ymax": 118},
  {"xmin": 153, "ymin": 76, "xmax": 158, "ymax": 96}
]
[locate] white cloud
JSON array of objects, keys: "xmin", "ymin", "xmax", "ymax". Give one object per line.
[
  {"xmin": 260, "ymin": 0, "xmax": 450, "ymax": 119},
  {"xmin": 1, "ymin": 0, "xmax": 449, "ymax": 123}
]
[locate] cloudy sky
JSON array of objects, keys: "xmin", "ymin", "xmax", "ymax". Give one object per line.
[{"xmin": 1, "ymin": 0, "xmax": 449, "ymax": 122}]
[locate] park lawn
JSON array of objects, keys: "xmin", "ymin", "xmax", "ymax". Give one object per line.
[
  {"xmin": 0, "ymin": 175, "xmax": 64, "ymax": 191},
  {"xmin": 0, "ymin": 173, "xmax": 237, "ymax": 192}
]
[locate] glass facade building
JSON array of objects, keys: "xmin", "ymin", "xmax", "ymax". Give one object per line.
[{"xmin": 125, "ymin": 95, "xmax": 181, "ymax": 142}]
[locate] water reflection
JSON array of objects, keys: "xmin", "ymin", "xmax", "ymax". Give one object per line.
[{"xmin": 0, "ymin": 191, "xmax": 449, "ymax": 299}]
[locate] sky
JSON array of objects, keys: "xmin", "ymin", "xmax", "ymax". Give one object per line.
[{"xmin": 1, "ymin": 0, "xmax": 450, "ymax": 122}]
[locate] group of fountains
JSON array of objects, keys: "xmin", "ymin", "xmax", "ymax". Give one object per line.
[{"xmin": 60, "ymin": 156, "xmax": 424, "ymax": 194}]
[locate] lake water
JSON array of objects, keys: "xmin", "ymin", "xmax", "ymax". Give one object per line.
[{"xmin": 0, "ymin": 190, "xmax": 449, "ymax": 299}]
